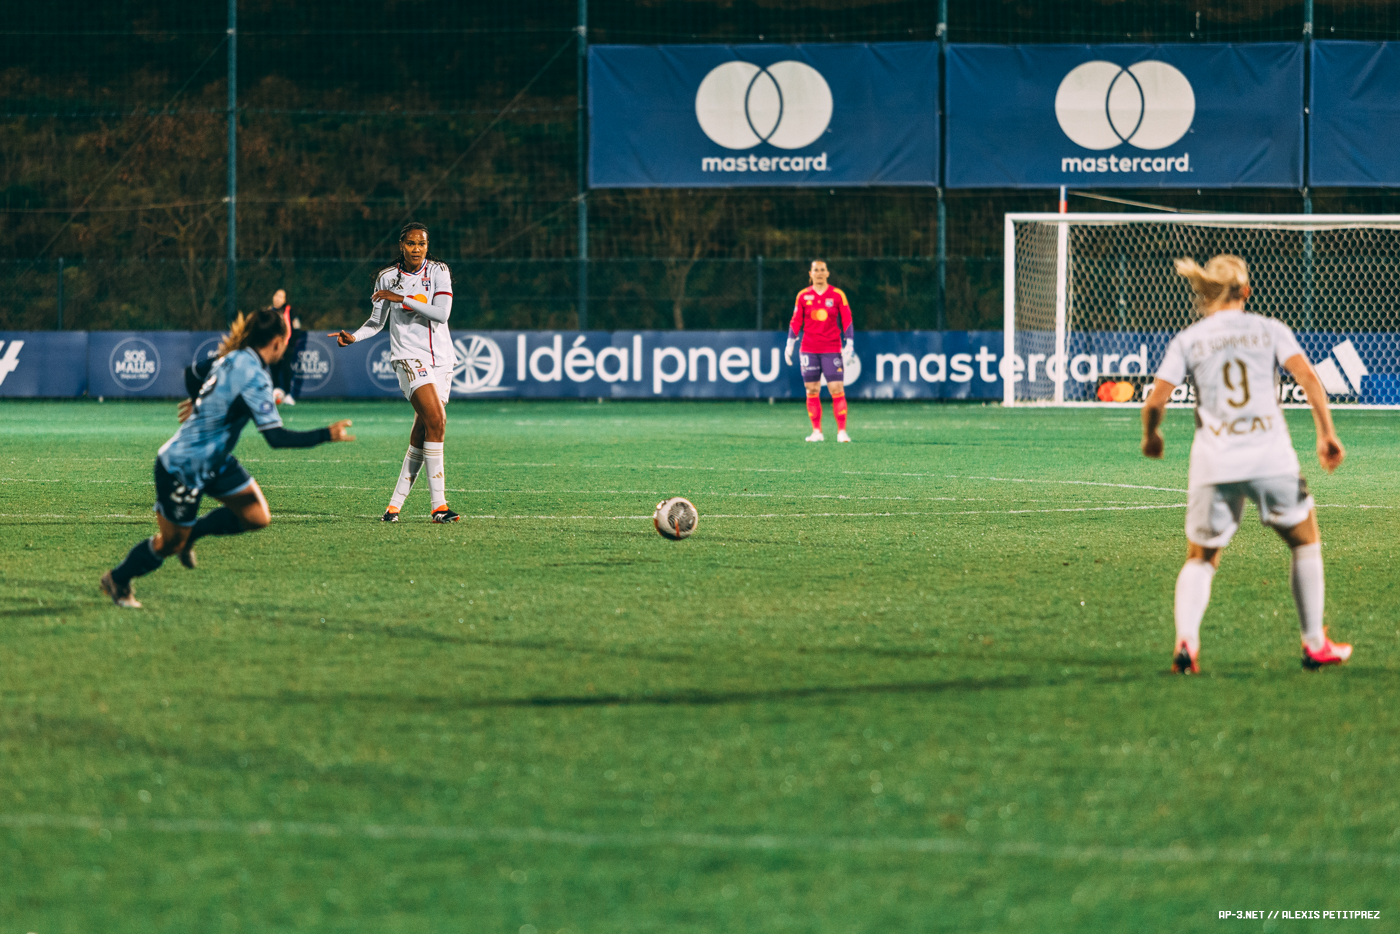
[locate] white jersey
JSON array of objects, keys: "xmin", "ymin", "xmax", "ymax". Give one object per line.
[
  {"xmin": 1156, "ymin": 309, "xmax": 1305, "ymax": 488},
  {"xmin": 358, "ymin": 260, "xmax": 455, "ymax": 368}
]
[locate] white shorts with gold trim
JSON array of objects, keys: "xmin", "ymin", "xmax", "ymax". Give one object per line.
[
  {"xmin": 395, "ymin": 359, "xmax": 452, "ymax": 405},
  {"xmin": 1185, "ymin": 475, "xmax": 1314, "ymax": 548}
]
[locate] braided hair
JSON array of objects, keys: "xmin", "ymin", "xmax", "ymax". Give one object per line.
[{"xmin": 375, "ymin": 222, "xmax": 450, "ymax": 289}]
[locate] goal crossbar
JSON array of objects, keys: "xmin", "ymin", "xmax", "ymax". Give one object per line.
[{"xmin": 1005, "ymin": 213, "xmax": 1400, "ymax": 229}]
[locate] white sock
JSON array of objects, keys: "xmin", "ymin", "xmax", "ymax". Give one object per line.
[
  {"xmin": 1174, "ymin": 559, "xmax": 1216, "ymax": 653},
  {"xmin": 1291, "ymin": 542, "xmax": 1326, "ymax": 651},
  {"xmin": 388, "ymin": 446, "xmax": 424, "ymax": 510},
  {"xmin": 422, "ymin": 441, "xmax": 446, "ymax": 511}
]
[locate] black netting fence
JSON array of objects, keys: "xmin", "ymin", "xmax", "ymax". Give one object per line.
[{"xmin": 3, "ymin": 1, "xmax": 1400, "ymax": 333}]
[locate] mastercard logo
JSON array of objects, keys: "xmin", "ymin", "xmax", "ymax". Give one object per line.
[
  {"xmin": 1096, "ymin": 380, "xmax": 1137, "ymax": 403},
  {"xmin": 812, "ymin": 309, "xmax": 828, "ymax": 321},
  {"xmin": 407, "ymin": 293, "xmax": 428, "ymax": 305}
]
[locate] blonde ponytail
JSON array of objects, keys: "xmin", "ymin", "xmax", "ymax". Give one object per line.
[
  {"xmin": 1174, "ymin": 254, "xmax": 1250, "ymax": 311},
  {"xmin": 217, "ymin": 308, "xmax": 288, "ymax": 358},
  {"xmin": 217, "ymin": 312, "xmax": 252, "ymax": 358}
]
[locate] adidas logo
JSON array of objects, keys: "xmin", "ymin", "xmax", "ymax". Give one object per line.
[
  {"xmin": 1312, "ymin": 339, "xmax": 1369, "ymax": 397},
  {"xmin": 0, "ymin": 339, "xmax": 23, "ymax": 387}
]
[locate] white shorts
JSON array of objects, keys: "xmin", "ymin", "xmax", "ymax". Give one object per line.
[
  {"xmin": 395, "ymin": 359, "xmax": 452, "ymax": 406},
  {"xmin": 1185, "ymin": 474, "xmax": 1314, "ymax": 548}
]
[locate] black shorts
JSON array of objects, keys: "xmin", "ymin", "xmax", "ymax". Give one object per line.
[{"xmin": 153, "ymin": 457, "xmax": 254, "ymax": 527}]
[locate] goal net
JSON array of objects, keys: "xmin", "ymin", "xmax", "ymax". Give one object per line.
[{"xmin": 1003, "ymin": 213, "xmax": 1400, "ymax": 407}]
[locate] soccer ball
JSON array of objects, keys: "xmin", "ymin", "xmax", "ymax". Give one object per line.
[{"xmin": 654, "ymin": 497, "xmax": 698, "ymax": 540}]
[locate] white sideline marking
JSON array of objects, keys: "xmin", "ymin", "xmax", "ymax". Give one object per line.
[
  {"xmin": 957, "ymin": 475, "xmax": 1189, "ymax": 493},
  {"xmin": 1316, "ymin": 503, "xmax": 1398, "ymax": 510},
  {"xmin": 10, "ymin": 505, "xmax": 1391, "ymax": 522},
  {"xmin": 347, "ymin": 505, "xmax": 1188, "ymax": 520},
  {"xmin": 0, "ymin": 513, "xmax": 325, "ymax": 520},
  {"xmin": 841, "ymin": 472, "xmax": 1188, "ymax": 494},
  {"xmin": 0, "ymin": 477, "xmax": 1097, "ymax": 503},
  {"xmin": 3, "ymin": 813, "xmax": 1397, "ymax": 869},
  {"xmin": 656, "ymin": 465, "xmax": 802, "ymax": 473}
]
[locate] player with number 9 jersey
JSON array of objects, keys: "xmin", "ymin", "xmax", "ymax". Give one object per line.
[{"xmin": 1142, "ymin": 254, "xmax": 1350, "ymax": 675}]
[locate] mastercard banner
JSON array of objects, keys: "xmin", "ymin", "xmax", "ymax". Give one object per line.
[
  {"xmin": 946, "ymin": 43, "xmax": 1303, "ymax": 188},
  {"xmin": 588, "ymin": 43, "xmax": 939, "ymax": 188}
]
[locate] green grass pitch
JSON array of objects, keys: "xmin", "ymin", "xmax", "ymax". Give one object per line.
[{"xmin": 3, "ymin": 398, "xmax": 1399, "ymax": 932}]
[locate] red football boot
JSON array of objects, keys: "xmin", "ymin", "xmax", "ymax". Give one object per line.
[
  {"xmin": 1302, "ymin": 633, "xmax": 1353, "ymax": 670},
  {"xmin": 1171, "ymin": 639, "xmax": 1200, "ymax": 675}
]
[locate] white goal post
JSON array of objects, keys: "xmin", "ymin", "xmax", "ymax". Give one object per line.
[{"xmin": 1002, "ymin": 213, "xmax": 1400, "ymax": 407}]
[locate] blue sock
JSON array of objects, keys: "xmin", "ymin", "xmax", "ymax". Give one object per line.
[
  {"xmin": 112, "ymin": 538, "xmax": 164, "ymax": 586},
  {"xmin": 189, "ymin": 507, "xmax": 243, "ymax": 544}
]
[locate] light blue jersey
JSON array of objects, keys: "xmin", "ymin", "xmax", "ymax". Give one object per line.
[{"xmin": 158, "ymin": 348, "xmax": 282, "ymax": 488}]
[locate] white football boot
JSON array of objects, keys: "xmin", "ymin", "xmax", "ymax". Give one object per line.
[
  {"xmin": 837, "ymin": 430, "xmax": 852, "ymax": 443},
  {"xmin": 805, "ymin": 429, "xmax": 825, "ymax": 442}
]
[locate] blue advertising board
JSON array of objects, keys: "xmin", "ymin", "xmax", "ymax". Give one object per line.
[
  {"xmin": 1007, "ymin": 330, "xmax": 1400, "ymax": 404},
  {"xmin": 0, "ymin": 331, "xmax": 88, "ymax": 397},
  {"xmin": 1310, "ymin": 41, "xmax": 1400, "ymax": 187},
  {"xmin": 588, "ymin": 43, "xmax": 939, "ymax": 188},
  {"xmin": 442, "ymin": 331, "xmax": 1005, "ymax": 401},
  {"xmin": 946, "ymin": 43, "xmax": 1304, "ymax": 188},
  {"xmin": 0, "ymin": 330, "xmax": 1004, "ymax": 401},
  {"xmin": 0, "ymin": 330, "xmax": 1393, "ymax": 404},
  {"xmin": 86, "ymin": 331, "xmax": 207, "ymax": 399}
]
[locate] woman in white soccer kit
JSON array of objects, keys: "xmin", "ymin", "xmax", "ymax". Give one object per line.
[
  {"xmin": 1141, "ymin": 254, "xmax": 1350, "ymax": 673},
  {"xmin": 332, "ymin": 222, "xmax": 460, "ymax": 522}
]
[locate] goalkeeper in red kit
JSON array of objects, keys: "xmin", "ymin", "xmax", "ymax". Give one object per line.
[{"xmin": 785, "ymin": 259, "xmax": 854, "ymax": 442}]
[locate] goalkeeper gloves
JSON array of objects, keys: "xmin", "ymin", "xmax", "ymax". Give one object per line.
[
  {"xmin": 784, "ymin": 336, "xmax": 797, "ymax": 366},
  {"xmin": 842, "ymin": 340, "xmax": 855, "ymax": 368}
]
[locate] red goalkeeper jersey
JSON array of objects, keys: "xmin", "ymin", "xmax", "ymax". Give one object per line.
[{"xmin": 789, "ymin": 286, "xmax": 853, "ymax": 352}]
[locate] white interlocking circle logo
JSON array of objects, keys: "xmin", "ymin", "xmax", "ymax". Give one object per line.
[
  {"xmin": 1054, "ymin": 60, "xmax": 1195, "ymax": 151},
  {"xmin": 695, "ymin": 60, "xmax": 833, "ymax": 150}
]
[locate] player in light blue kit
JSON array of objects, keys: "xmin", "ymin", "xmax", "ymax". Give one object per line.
[{"xmin": 100, "ymin": 308, "xmax": 355, "ymax": 608}]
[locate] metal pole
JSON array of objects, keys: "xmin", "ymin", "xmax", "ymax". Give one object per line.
[
  {"xmin": 1302, "ymin": 0, "xmax": 1314, "ymax": 330},
  {"xmin": 935, "ymin": 0, "xmax": 948, "ymax": 331},
  {"xmin": 576, "ymin": 0, "xmax": 589, "ymax": 329},
  {"xmin": 755, "ymin": 255, "xmax": 764, "ymax": 329},
  {"xmin": 56, "ymin": 257, "xmax": 64, "ymax": 330},
  {"xmin": 226, "ymin": 0, "xmax": 237, "ymax": 324},
  {"xmin": 936, "ymin": 193, "xmax": 947, "ymax": 331}
]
